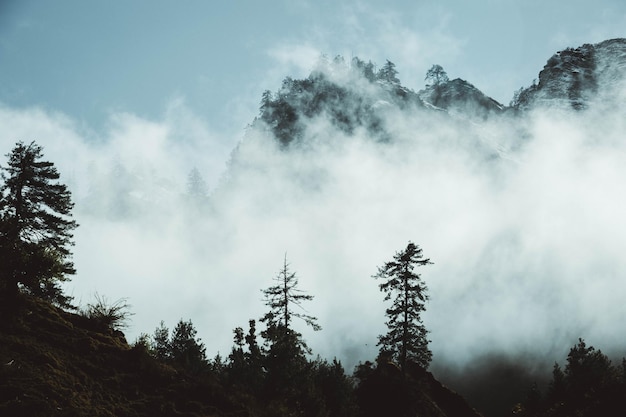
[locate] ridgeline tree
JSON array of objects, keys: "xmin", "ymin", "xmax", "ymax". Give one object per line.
[
  {"xmin": 0, "ymin": 141, "xmax": 77, "ymax": 307},
  {"xmin": 351, "ymin": 57, "xmax": 376, "ymax": 82},
  {"xmin": 517, "ymin": 338, "xmax": 626, "ymax": 417},
  {"xmin": 244, "ymin": 319, "xmax": 264, "ymax": 390},
  {"xmin": 169, "ymin": 319, "xmax": 208, "ymax": 373},
  {"xmin": 228, "ymin": 325, "xmax": 247, "ymax": 381},
  {"xmin": 260, "ymin": 255, "xmax": 321, "ymax": 398},
  {"xmin": 425, "ymin": 64, "xmax": 449, "ymax": 87},
  {"xmin": 377, "ymin": 60, "xmax": 400, "ymax": 85},
  {"xmin": 149, "ymin": 319, "xmax": 208, "ymax": 373},
  {"xmin": 227, "ymin": 319, "xmax": 264, "ymax": 393},
  {"xmin": 222, "ymin": 268, "xmax": 358, "ymax": 415},
  {"xmin": 374, "ymin": 242, "xmax": 432, "ymax": 370},
  {"xmin": 152, "ymin": 320, "xmax": 171, "ymax": 361}
]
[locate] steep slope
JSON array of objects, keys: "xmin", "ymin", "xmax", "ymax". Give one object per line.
[
  {"xmin": 256, "ymin": 39, "xmax": 626, "ymax": 150},
  {"xmin": 0, "ymin": 296, "xmax": 234, "ymax": 417},
  {"xmin": 355, "ymin": 361, "xmax": 484, "ymax": 417},
  {"xmin": 512, "ymin": 38, "xmax": 626, "ymax": 109},
  {"xmin": 418, "ymin": 78, "xmax": 504, "ymax": 119},
  {"xmin": 257, "ymin": 64, "xmax": 424, "ymax": 146}
]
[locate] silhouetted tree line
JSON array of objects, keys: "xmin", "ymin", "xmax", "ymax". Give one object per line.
[
  {"xmin": 134, "ymin": 246, "xmax": 433, "ymax": 416},
  {"xmin": 135, "ymin": 319, "xmax": 210, "ymax": 374},
  {"xmin": 515, "ymin": 338, "xmax": 626, "ymax": 417}
]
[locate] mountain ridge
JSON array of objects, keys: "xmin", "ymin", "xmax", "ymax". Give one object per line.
[
  {"xmin": 253, "ymin": 38, "xmax": 626, "ymax": 148},
  {"xmin": 511, "ymin": 38, "xmax": 626, "ymax": 110}
]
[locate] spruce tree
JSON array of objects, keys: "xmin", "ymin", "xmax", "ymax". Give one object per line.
[
  {"xmin": 228, "ymin": 326, "xmax": 246, "ymax": 381},
  {"xmin": 0, "ymin": 141, "xmax": 77, "ymax": 307},
  {"xmin": 152, "ymin": 321, "xmax": 171, "ymax": 361},
  {"xmin": 377, "ymin": 60, "xmax": 400, "ymax": 85},
  {"xmin": 374, "ymin": 242, "xmax": 432, "ymax": 370},
  {"xmin": 169, "ymin": 319, "xmax": 208, "ymax": 373},
  {"xmin": 244, "ymin": 319, "xmax": 264, "ymax": 390},
  {"xmin": 260, "ymin": 255, "xmax": 321, "ymax": 397},
  {"xmin": 261, "ymin": 255, "xmax": 321, "ymax": 347},
  {"xmin": 227, "ymin": 319, "xmax": 264, "ymax": 391}
]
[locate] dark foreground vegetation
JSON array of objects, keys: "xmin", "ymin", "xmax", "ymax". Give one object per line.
[
  {"xmin": 0, "ymin": 295, "xmax": 233, "ymax": 416},
  {"xmin": 513, "ymin": 339, "xmax": 626, "ymax": 417},
  {"xmin": 3, "ymin": 293, "xmax": 626, "ymax": 417},
  {"xmin": 0, "ymin": 293, "xmax": 485, "ymax": 417}
]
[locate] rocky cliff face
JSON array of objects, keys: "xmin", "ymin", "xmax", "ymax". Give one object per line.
[
  {"xmin": 257, "ymin": 39, "xmax": 626, "ymax": 144},
  {"xmin": 513, "ymin": 38, "xmax": 626, "ymax": 110}
]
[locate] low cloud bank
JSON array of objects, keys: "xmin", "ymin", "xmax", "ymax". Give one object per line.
[{"xmin": 1, "ymin": 82, "xmax": 625, "ymax": 375}]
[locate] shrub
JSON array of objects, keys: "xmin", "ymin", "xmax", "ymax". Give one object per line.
[{"xmin": 82, "ymin": 293, "xmax": 133, "ymax": 332}]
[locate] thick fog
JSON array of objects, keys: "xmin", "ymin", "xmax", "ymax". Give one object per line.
[{"xmin": 1, "ymin": 64, "xmax": 626, "ymax": 376}]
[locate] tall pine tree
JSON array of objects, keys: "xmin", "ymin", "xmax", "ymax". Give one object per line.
[
  {"xmin": 374, "ymin": 242, "xmax": 432, "ymax": 370},
  {"xmin": 0, "ymin": 141, "xmax": 77, "ymax": 307},
  {"xmin": 260, "ymin": 255, "xmax": 321, "ymax": 397}
]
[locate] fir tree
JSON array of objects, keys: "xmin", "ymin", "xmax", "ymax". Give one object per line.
[
  {"xmin": 228, "ymin": 319, "xmax": 265, "ymax": 392},
  {"xmin": 374, "ymin": 242, "xmax": 432, "ymax": 370},
  {"xmin": 0, "ymin": 141, "xmax": 77, "ymax": 307},
  {"xmin": 244, "ymin": 319, "xmax": 264, "ymax": 390},
  {"xmin": 352, "ymin": 57, "xmax": 376, "ymax": 82},
  {"xmin": 169, "ymin": 319, "xmax": 208, "ymax": 373},
  {"xmin": 377, "ymin": 60, "xmax": 400, "ymax": 85},
  {"xmin": 260, "ymin": 255, "xmax": 321, "ymax": 398},
  {"xmin": 152, "ymin": 320, "xmax": 171, "ymax": 361},
  {"xmin": 228, "ymin": 326, "xmax": 246, "ymax": 381},
  {"xmin": 260, "ymin": 255, "xmax": 321, "ymax": 348}
]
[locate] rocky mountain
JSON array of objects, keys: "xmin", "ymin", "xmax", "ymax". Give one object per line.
[
  {"xmin": 256, "ymin": 58, "xmax": 424, "ymax": 146},
  {"xmin": 253, "ymin": 39, "xmax": 626, "ymax": 148},
  {"xmin": 418, "ymin": 78, "xmax": 504, "ymax": 119},
  {"xmin": 512, "ymin": 38, "xmax": 626, "ymax": 110}
]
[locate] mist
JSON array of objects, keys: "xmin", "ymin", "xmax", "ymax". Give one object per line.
[{"xmin": 1, "ymin": 63, "xmax": 626, "ymax": 383}]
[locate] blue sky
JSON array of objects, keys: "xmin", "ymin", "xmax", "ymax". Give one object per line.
[{"xmin": 2, "ymin": 0, "xmax": 625, "ymax": 136}]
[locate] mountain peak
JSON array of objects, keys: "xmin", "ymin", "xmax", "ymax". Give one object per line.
[
  {"xmin": 255, "ymin": 58, "xmax": 423, "ymax": 146},
  {"xmin": 418, "ymin": 77, "xmax": 504, "ymax": 119},
  {"xmin": 251, "ymin": 38, "xmax": 626, "ymax": 150},
  {"xmin": 512, "ymin": 38, "xmax": 626, "ymax": 110}
]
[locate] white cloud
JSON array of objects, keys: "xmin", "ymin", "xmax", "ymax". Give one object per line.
[
  {"xmin": 264, "ymin": 2, "xmax": 465, "ymax": 94},
  {"xmin": 2, "ymin": 57, "xmax": 626, "ymax": 374},
  {"xmin": 267, "ymin": 43, "xmax": 323, "ymax": 80},
  {"xmin": 203, "ymin": 92, "xmax": 626, "ymax": 369}
]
